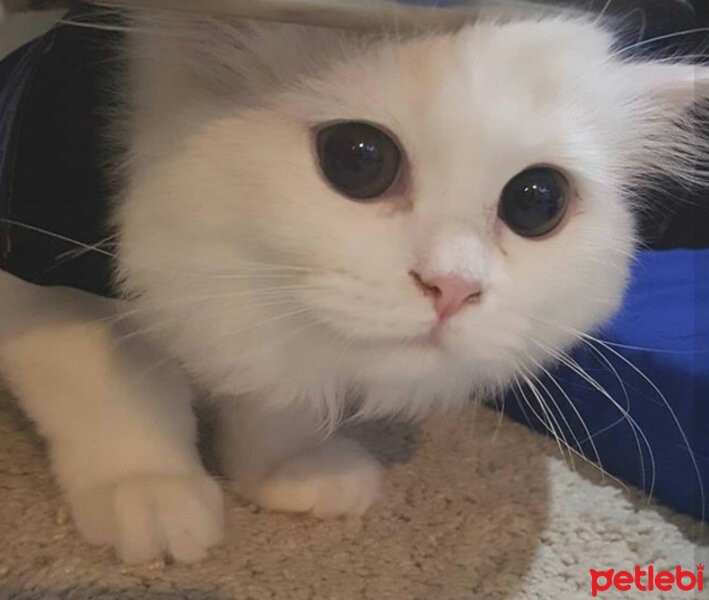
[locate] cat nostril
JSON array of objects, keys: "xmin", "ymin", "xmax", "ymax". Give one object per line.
[
  {"xmin": 410, "ymin": 270, "xmax": 441, "ymax": 297},
  {"xmin": 410, "ymin": 270, "xmax": 483, "ymax": 321}
]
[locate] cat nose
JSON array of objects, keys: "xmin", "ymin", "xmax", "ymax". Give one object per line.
[{"xmin": 410, "ymin": 271, "xmax": 483, "ymax": 321}]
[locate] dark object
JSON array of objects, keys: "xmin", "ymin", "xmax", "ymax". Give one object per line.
[
  {"xmin": 497, "ymin": 167, "xmax": 569, "ymax": 238},
  {"xmin": 317, "ymin": 121, "xmax": 402, "ymax": 200},
  {"xmin": 0, "ymin": 4, "xmax": 122, "ymax": 297}
]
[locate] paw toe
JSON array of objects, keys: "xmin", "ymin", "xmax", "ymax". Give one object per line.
[
  {"xmin": 248, "ymin": 437, "xmax": 382, "ymax": 518},
  {"xmin": 70, "ymin": 475, "xmax": 224, "ymax": 563}
]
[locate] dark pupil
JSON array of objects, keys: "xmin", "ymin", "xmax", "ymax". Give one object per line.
[
  {"xmin": 317, "ymin": 122, "xmax": 400, "ymax": 200},
  {"xmin": 499, "ymin": 168, "xmax": 568, "ymax": 237}
]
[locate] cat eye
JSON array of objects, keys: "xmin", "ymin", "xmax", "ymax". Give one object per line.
[
  {"xmin": 316, "ymin": 121, "xmax": 401, "ymax": 201},
  {"xmin": 498, "ymin": 167, "xmax": 570, "ymax": 238}
]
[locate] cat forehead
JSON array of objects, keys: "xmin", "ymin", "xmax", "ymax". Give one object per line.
[
  {"xmin": 280, "ymin": 19, "xmax": 615, "ymax": 124},
  {"xmin": 267, "ymin": 19, "xmax": 617, "ymax": 182}
]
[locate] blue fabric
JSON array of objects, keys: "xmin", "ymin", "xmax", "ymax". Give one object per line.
[{"xmin": 504, "ymin": 249, "xmax": 709, "ymax": 521}]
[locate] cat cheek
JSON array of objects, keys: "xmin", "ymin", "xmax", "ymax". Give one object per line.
[{"xmin": 491, "ymin": 217, "xmax": 509, "ymax": 255}]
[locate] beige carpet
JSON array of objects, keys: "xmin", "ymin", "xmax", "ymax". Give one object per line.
[{"xmin": 0, "ymin": 386, "xmax": 705, "ymax": 600}]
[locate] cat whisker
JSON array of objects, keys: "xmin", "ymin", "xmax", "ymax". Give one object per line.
[
  {"xmin": 102, "ymin": 283, "xmax": 321, "ymax": 318},
  {"xmin": 0, "ymin": 219, "xmax": 335, "ymax": 280},
  {"xmin": 529, "ymin": 312, "xmax": 701, "ymax": 355},
  {"xmin": 510, "ymin": 378, "xmax": 576, "ymax": 473},
  {"xmin": 199, "ymin": 306, "xmax": 317, "ymax": 350},
  {"xmin": 121, "ymin": 259, "xmax": 327, "ymax": 279},
  {"xmin": 0, "ymin": 219, "xmax": 116, "ymax": 258},
  {"xmin": 511, "ymin": 372, "xmax": 631, "ymax": 494},
  {"xmin": 490, "ymin": 389, "xmax": 507, "ymax": 442},
  {"xmin": 53, "ymin": 234, "xmax": 120, "ymax": 264},
  {"xmin": 526, "ymin": 344, "xmax": 648, "ymax": 494},
  {"xmin": 562, "ymin": 340, "xmax": 637, "ymax": 465},
  {"xmin": 516, "ymin": 369, "xmax": 576, "ymax": 470},
  {"xmin": 571, "ymin": 328, "xmax": 706, "ymax": 523},
  {"xmin": 519, "ymin": 349, "xmax": 605, "ymax": 476},
  {"xmin": 526, "ymin": 334, "xmax": 655, "ymax": 503},
  {"xmin": 109, "ymin": 296, "xmax": 305, "ymax": 348},
  {"xmin": 1, "ymin": 219, "xmax": 403, "ymax": 293}
]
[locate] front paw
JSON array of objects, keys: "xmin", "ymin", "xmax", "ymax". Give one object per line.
[
  {"xmin": 68, "ymin": 474, "xmax": 224, "ymax": 563},
  {"xmin": 243, "ymin": 437, "xmax": 382, "ymax": 518}
]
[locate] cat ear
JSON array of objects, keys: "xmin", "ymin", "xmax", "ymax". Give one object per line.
[
  {"xmin": 624, "ymin": 62, "xmax": 709, "ymax": 110},
  {"xmin": 614, "ymin": 62, "xmax": 709, "ymax": 184}
]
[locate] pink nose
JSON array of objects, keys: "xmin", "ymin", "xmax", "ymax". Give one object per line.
[{"xmin": 411, "ymin": 271, "xmax": 483, "ymax": 321}]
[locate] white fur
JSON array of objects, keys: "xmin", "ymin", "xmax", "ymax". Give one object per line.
[{"xmin": 1, "ymin": 11, "xmax": 707, "ymax": 562}]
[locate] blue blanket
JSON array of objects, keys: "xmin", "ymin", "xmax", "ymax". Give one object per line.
[{"xmin": 504, "ymin": 249, "xmax": 709, "ymax": 520}]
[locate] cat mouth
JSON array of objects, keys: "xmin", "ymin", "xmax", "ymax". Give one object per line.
[{"xmin": 347, "ymin": 324, "xmax": 444, "ymax": 351}]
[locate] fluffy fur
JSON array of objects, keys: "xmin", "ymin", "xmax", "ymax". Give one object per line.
[{"xmin": 0, "ymin": 9, "xmax": 707, "ymax": 563}]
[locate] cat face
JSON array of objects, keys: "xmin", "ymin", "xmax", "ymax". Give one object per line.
[{"xmin": 118, "ymin": 18, "xmax": 708, "ymax": 415}]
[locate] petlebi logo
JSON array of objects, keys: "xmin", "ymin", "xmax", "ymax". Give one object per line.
[{"xmin": 590, "ymin": 564, "xmax": 704, "ymax": 596}]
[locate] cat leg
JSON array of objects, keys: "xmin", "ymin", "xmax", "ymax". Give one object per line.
[
  {"xmin": 217, "ymin": 401, "xmax": 382, "ymax": 518},
  {"xmin": 0, "ymin": 275, "xmax": 223, "ymax": 563}
]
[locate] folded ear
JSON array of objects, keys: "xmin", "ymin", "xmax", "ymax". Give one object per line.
[
  {"xmin": 622, "ymin": 62, "xmax": 709, "ymax": 110},
  {"xmin": 613, "ymin": 61, "xmax": 709, "ymax": 186}
]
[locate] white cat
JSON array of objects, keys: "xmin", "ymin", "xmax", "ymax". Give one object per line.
[{"xmin": 0, "ymin": 8, "xmax": 707, "ymax": 563}]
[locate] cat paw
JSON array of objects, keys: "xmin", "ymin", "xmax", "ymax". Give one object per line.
[
  {"xmin": 68, "ymin": 474, "xmax": 224, "ymax": 563},
  {"xmin": 244, "ymin": 437, "xmax": 382, "ymax": 518}
]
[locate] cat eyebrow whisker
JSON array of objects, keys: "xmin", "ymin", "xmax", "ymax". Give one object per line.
[
  {"xmin": 593, "ymin": 0, "xmax": 618, "ymax": 27},
  {"xmin": 615, "ymin": 26, "xmax": 709, "ymax": 54}
]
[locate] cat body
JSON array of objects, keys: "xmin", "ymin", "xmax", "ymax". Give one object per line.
[{"xmin": 0, "ymin": 7, "xmax": 706, "ymax": 562}]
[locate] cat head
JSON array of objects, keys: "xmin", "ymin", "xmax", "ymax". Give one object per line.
[{"xmin": 117, "ymin": 15, "xmax": 709, "ymax": 417}]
